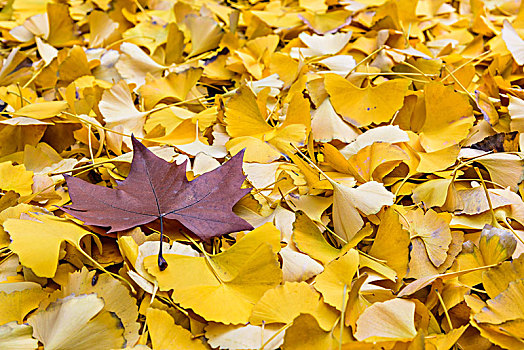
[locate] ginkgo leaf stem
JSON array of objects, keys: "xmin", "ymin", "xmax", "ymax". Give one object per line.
[
  {"xmin": 339, "ymin": 284, "xmax": 348, "ymax": 350},
  {"xmin": 443, "ymin": 66, "xmax": 476, "ymax": 103},
  {"xmin": 344, "ymin": 46, "xmax": 384, "ymax": 79},
  {"xmin": 257, "ymin": 322, "xmax": 293, "ymax": 350},
  {"xmin": 317, "ymin": 219, "xmax": 348, "ymax": 245},
  {"xmin": 441, "ymin": 50, "xmax": 491, "ymax": 82},
  {"xmin": 435, "ymin": 288, "xmax": 453, "ymax": 331}
]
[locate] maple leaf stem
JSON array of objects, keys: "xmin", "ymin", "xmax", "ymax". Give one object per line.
[{"xmin": 158, "ymin": 215, "xmax": 168, "ymax": 271}]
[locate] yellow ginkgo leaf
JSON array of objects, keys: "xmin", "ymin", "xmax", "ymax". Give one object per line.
[
  {"xmin": 87, "ymin": 10, "xmax": 120, "ymax": 48},
  {"xmin": 325, "ymin": 73, "xmax": 410, "ymax": 127},
  {"xmin": 354, "ymin": 298, "xmax": 417, "ymax": 342},
  {"xmin": 99, "ymin": 80, "xmax": 148, "ymax": 152},
  {"xmin": 474, "ymin": 153, "xmax": 524, "ymax": 191},
  {"xmin": 28, "ymin": 294, "xmax": 125, "ymax": 350},
  {"xmin": 292, "ymin": 211, "xmax": 342, "ymax": 265},
  {"xmin": 0, "ymin": 287, "xmax": 48, "ymax": 324},
  {"xmin": 313, "ymin": 249, "xmax": 359, "ymax": 310},
  {"xmin": 0, "ymin": 322, "xmax": 38, "ymax": 350},
  {"xmin": 502, "ymin": 19, "xmax": 524, "ymax": 65},
  {"xmin": 115, "ymin": 42, "xmax": 166, "ymax": 87},
  {"xmin": 282, "ymin": 313, "xmax": 351, "ymax": 350},
  {"xmin": 185, "ymin": 15, "xmax": 223, "ymax": 57},
  {"xmin": 146, "ymin": 308, "xmax": 207, "ymax": 350},
  {"xmin": 369, "ymin": 208, "xmax": 410, "ymax": 280},
  {"xmin": 14, "ymin": 101, "xmax": 68, "ymax": 120},
  {"xmin": 331, "ymin": 180, "xmax": 395, "ymax": 243},
  {"xmin": 205, "ymin": 323, "xmax": 285, "ymax": 350},
  {"xmin": 346, "ymin": 143, "xmax": 409, "ymax": 182},
  {"xmin": 482, "ymin": 254, "xmax": 524, "ymax": 299},
  {"xmin": 144, "ymin": 224, "xmax": 282, "ymax": 324},
  {"xmin": 139, "ymin": 68, "xmax": 203, "ymax": 110},
  {"xmin": 0, "ymin": 161, "xmax": 33, "ymax": 196},
  {"xmin": 224, "ymin": 86, "xmax": 274, "ymax": 138},
  {"xmin": 250, "ymin": 282, "xmax": 321, "ymax": 325},
  {"xmin": 60, "ymin": 267, "xmax": 140, "ymax": 345},
  {"xmin": 474, "ymin": 278, "xmax": 524, "ymax": 324},
  {"xmin": 224, "ymin": 86, "xmax": 307, "ymax": 161},
  {"xmin": 0, "ymin": 204, "xmax": 47, "ymax": 249},
  {"xmin": 405, "ymin": 209, "xmax": 452, "ymax": 267},
  {"xmin": 3, "ymin": 213, "xmax": 101, "ymax": 278},
  {"xmin": 311, "ymin": 98, "xmax": 360, "ymax": 143},
  {"xmin": 122, "ymin": 19, "xmax": 168, "ymax": 55},
  {"xmin": 455, "ymin": 225, "xmax": 517, "ymax": 287},
  {"xmin": 419, "ymin": 82, "xmax": 474, "ymax": 152}
]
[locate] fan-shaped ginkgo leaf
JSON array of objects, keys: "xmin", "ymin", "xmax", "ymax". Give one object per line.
[
  {"xmin": 354, "ymin": 298, "xmax": 417, "ymax": 342},
  {"xmin": 144, "ymin": 224, "xmax": 282, "ymax": 324},
  {"xmin": 325, "ymin": 73, "xmax": 411, "ymax": 127},
  {"xmin": 146, "ymin": 308, "xmax": 207, "ymax": 350},
  {"xmin": 3, "ymin": 213, "xmax": 101, "ymax": 278},
  {"xmin": 28, "ymin": 294, "xmax": 125, "ymax": 350},
  {"xmin": 0, "ymin": 322, "xmax": 38, "ymax": 350}
]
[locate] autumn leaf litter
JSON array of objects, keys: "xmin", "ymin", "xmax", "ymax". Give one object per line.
[{"xmin": 0, "ymin": 0, "xmax": 524, "ymax": 349}]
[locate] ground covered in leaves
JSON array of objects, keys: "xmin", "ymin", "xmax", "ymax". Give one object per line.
[{"xmin": 0, "ymin": 0, "xmax": 524, "ymax": 349}]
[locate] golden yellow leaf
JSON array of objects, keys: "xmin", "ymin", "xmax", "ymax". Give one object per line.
[
  {"xmin": 0, "ymin": 287, "xmax": 48, "ymax": 324},
  {"xmin": 292, "ymin": 211, "xmax": 342, "ymax": 265},
  {"xmin": 250, "ymin": 282, "xmax": 320, "ymax": 325},
  {"xmin": 0, "ymin": 322, "xmax": 38, "ymax": 350},
  {"xmin": 28, "ymin": 294, "xmax": 125, "ymax": 350},
  {"xmin": 14, "ymin": 101, "xmax": 68, "ymax": 120},
  {"xmin": 405, "ymin": 209, "xmax": 452, "ymax": 267},
  {"xmin": 419, "ymin": 82, "xmax": 474, "ymax": 152},
  {"xmin": 482, "ymin": 254, "xmax": 524, "ymax": 298},
  {"xmin": 325, "ymin": 73, "xmax": 410, "ymax": 127},
  {"xmin": 354, "ymin": 298, "xmax": 417, "ymax": 342},
  {"xmin": 146, "ymin": 308, "xmax": 207, "ymax": 350},
  {"xmin": 369, "ymin": 208, "xmax": 410, "ymax": 280},
  {"xmin": 60, "ymin": 267, "xmax": 140, "ymax": 345},
  {"xmin": 4, "ymin": 213, "xmax": 101, "ymax": 278},
  {"xmin": 0, "ymin": 161, "xmax": 33, "ymax": 196},
  {"xmin": 139, "ymin": 68, "xmax": 203, "ymax": 110},
  {"xmin": 282, "ymin": 313, "xmax": 351, "ymax": 350},
  {"xmin": 313, "ymin": 249, "xmax": 359, "ymax": 310},
  {"xmin": 144, "ymin": 224, "xmax": 282, "ymax": 324},
  {"xmin": 331, "ymin": 180, "xmax": 394, "ymax": 243}
]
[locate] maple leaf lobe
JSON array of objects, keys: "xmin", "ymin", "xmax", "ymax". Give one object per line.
[{"xmin": 63, "ymin": 136, "xmax": 253, "ymax": 240}]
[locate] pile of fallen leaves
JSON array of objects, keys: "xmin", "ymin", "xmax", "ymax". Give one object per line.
[{"xmin": 0, "ymin": 0, "xmax": 524, "ymax": 349}]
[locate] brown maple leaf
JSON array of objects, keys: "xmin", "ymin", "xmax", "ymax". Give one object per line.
[{"xmin": 62, "ymin": 136, "xmax": 252, "ymax": 269}]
